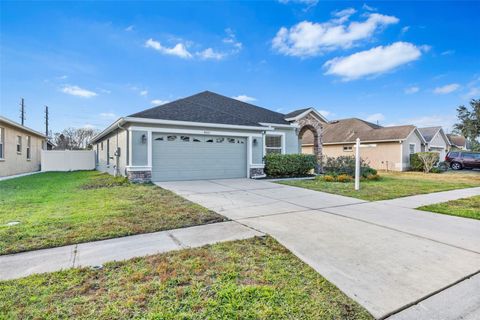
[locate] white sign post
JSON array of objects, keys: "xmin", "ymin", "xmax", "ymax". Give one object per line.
[{"xmin": 355, "ymin": 138, "xmax": 361, "ymax": 191}]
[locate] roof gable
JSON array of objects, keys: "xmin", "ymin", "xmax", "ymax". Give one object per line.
[
  {"xmin": 302, "ymin": 118, "xmax": 417, "ymax": 144},
  {"xmin": 418, "ymin": 127, "xmax": 441, "ymax": 143},
  {"xmin": 129, "ymin": 91, "xmax": 289, "ymax": 126}
]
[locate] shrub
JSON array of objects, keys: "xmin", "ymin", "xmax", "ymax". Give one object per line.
[
  {"xmin": 322, "ymin": 175, "xmax": 335, "ymax": 182},
  {"xmin": 264, "ymin": 154, "xmax": 317, "ymax": 178},
  {"xmin": 366, "ymin": 173, "xmax": 381, "ymax": 181},
  {"xmin": 336, "ymin": 174, "xmax": 353, "ymax": 183},
  {"xmin": 410, "ymin": 152, "xmax": 440, "ymax": 173},
  {"xmin": 323, "ymin": 155, "xmax": 376, "ymax": 178}
]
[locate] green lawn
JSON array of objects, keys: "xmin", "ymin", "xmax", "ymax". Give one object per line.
[
  {"xmin": 418, "ymin": 195, "xmax": 480, "ymax": 220},
  {"xmin": 0, "ymin": 236, "xmax": 372, "ymax": 320},
  {"xmin": 279, "ymin": 171, "xmax": 480, "ymax": 201},
  {"xmin": 0, "ymin": 171, "xmax": 225, "ymax": 255}
]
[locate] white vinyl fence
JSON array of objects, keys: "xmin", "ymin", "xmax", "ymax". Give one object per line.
[{"xmin": 41, "ymin": 150, "xmax": 95, "ymax": 172}]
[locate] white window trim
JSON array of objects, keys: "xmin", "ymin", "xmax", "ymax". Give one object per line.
[
  {"xmin": 26, "ymin": 136, "xmax": 31, "ymax": 160},
  {"xmin": 0, "ymin": 127, "xmax": 4, "ymax": 160},
  {"xmin": 16, "ymin": 135, "xmax": 22, "ymax": 154},
  {"xmin": 264, "ymin": 132, "xmax": 286, "ymax": 155},
  {"xmin": 343, "ymin": 145, "xmax": 353, "ymax": 152},
  {"xmin": 409, "ymin": 143, "xmax": 416, "ymax": 154}
]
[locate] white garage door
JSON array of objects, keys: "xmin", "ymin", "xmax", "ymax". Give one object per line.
[{"xmin": 152, "ymin": 133, "xmax": 247, "ymax": 181}]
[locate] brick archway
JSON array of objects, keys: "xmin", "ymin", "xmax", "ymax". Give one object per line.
[{"xmin": 297, "ymin": 113, "xmax": 323, "ymax": 173}]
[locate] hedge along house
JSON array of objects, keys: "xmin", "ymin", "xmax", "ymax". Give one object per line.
[
  {"xmin": 301, "ymin": 118, "xmax": 427, "ymax": 171},
  {"xmin": 90, "ymin": 91, "xmax": 327, "ymax": 182}
]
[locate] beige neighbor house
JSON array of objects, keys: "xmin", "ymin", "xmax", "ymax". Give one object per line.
[
  {"xmin": 447, "ymin": 134, "xmax": 471, "ymax": 151},
  {"xmin": 302, "ymin": 118, "xmax": 426, "ymax": 171},
  {"xmin": 0, "ymin": 116, "xmax": 46, "ymax": 178},
  {"xmin": 418, "ymin": 126, "xmax": 451, "ymax": 160}
]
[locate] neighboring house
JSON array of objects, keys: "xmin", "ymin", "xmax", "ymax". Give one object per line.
[
  {"xmin": 0, "ymin": 116, "xmax": 46, "ymax": 177},
  {"xmin": 302, "ymin": 118, "xmax": 426, "ymax": 171},
  {"xmin": 447, "ymin": 134, "xmax": 471, "ymax": 151},
  {"xmin": 418, "ymin": 126, "xmax": 451, "ymax": 159},
  {"xmin": 90, "ymin": 91, "xmax": 327, "ymax": 182}
]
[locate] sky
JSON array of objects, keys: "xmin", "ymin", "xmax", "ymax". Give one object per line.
[{"xmin": 1, "ymin": 1, "xmax": 479, "ymax": 135}]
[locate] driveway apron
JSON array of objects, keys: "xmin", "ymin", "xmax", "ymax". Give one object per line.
[{"xmin": 156, "ymin": 179, "xmax": 480, "ymax": 319}]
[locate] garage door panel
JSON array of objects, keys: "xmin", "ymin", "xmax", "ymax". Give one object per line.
[{"xmin": 152, "ymin": 133, "xmax": 247, "ymax": 181}]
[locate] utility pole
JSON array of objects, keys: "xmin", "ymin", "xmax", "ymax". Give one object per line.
[
  {"xmin": 20, "ymin": 98, "xmax": 26, "ymax": 125},
  {"xmin": 44, "ymin": 106, "xmax": 49, "ymax": 138}
]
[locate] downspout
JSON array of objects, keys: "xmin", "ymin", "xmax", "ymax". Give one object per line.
[{"xmin": 114, "ymin": 123, "xmax": 126, "ymax": 177}]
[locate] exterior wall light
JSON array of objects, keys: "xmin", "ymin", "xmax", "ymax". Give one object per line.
[{"xmin": 141, "ymin": 134, "xmax": 147, "ymax": 144}]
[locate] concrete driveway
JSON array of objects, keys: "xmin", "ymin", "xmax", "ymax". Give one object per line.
[{"xmin": 156, "ymin": 179, "xmax": 480, "ymax": 319}]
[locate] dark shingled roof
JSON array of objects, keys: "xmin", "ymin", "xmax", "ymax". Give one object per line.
[
  {"xmin": 129, "ymin": 91, "xmax": 290, "ymax": 126},
  {"xmin": 302, "ymin": 118, "xmax": 416, "ymax": 144},
  {"xmin": 284, "ymin": 108, "xmax": 310, "ymax": 119},
  {"xmin": 418, "ymin": 127, "xmax": 442, "ymax": 143}
]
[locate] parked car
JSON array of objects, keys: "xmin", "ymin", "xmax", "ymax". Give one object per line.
[{"xmin": 445, "ymin": 151, "xmax": 480, "ymax": 170}]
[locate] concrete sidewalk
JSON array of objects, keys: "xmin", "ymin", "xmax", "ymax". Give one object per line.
[
  {"xmin": 0, "ymin": 221, "xmax": 263, "ymax": 281},
  {"xmin": 158, "ymin": 179, "xmax": 480, "ymax": 319},
  {"xmin": 376, "ymin": 186, "xmax": 480, "ymax": 208}
]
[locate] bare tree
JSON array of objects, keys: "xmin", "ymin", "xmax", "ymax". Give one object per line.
[
  {"xmin": 53, "ymin": 127, "xmax": 99, "ymax": 150},
  {"xmin": 417, "ymin": 152, "xmax": 439, "ymax": 173}
]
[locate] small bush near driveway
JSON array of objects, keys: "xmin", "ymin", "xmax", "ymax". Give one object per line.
[
  {"xmin": 0, "ymin": 237, "xmax": 372, "ymax": 320},
  {"xmin": 0, "ymin": 171, "xmax": 225, "ymax": 255},
  {"xmin": 323, "ymin": 156, "xmax": 377, "ymax": 178},
  {"xmin": 264, "ymin": 154, "xmax": 316, "ymax": 177}
]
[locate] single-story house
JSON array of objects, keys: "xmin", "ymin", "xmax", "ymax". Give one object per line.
[
  {"xmin": 91, "ymin": 91, "xmax": 327, "ymax": 182},
  {"xmin": 447, "ymin": 134, "xmax": 471, "ymax": 151},
  {"xmin": 418, "ymin": 126, "xmax": 451, "ymax": 159},
  {"xmin": 0, "ymin": 116, "xmax": 47, "ymax": 177},
  {"xmin": 302, "ymin": 118, "xmax": 426, "ymax": 171}
]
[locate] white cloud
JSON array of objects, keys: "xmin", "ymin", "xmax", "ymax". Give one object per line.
[
  {"xmin": 232, "ymin": 95, "xmax": 257, "ymax": 103},
  {"xmin": 318, "ymin": 110, "xmax": 331, "ymax": 117},
  {"xmin": 99, "ymin": 88, "xmax": 111, "ymax": 94},
  {"xmin": 151, "ymin": 99, "xmax": 169, "ymax": 105},
  {"xmin": 125, "ymin": 25, "xmax": 134, "ymax": 32},
  {"xmin": 83, "ymin": 124, "xmax": 96, "ymax": 129},
  {"xmin": 365, "ymin": 113, "xmax": 385, "ymax": 123},
  {"xmin": 140, "ymin": 90, "xmax": 148, "ymax": 96},
  {"xmin": 323, "ymin": 42, "xmax": 422, "ymax": 80},
  {"xmin": 401, "ymin": 26, "xmax": 410, "ymax": 34},
  {"xmin": 404, "ymin": 86, "xmax": 420, "ymax": 94},
  {"xmin": 99, "ymin": 112, "xmax": 117, "ymax": 119},
  {"xmin": 145, "ymin": 38, "xmax": 192, "ymax": 59},
  {"xmin": 441, "ymin": 50, "xmax": 455, "ymax": 56},
  {"xmin": 272, "ymin": 11, "xmax": 399, "ymax": 57},
  {"xmin": 405, "ymin": 115, "xmax": 457, "ymax": 131},
  {"xmin": 362, "ymin": 3, "xmax": 377, "ymax": 11},
  {"xmin": 223, "ymin": 28, "xmax": 242, "ymax": 51},
  {"xmin": 278, "ymin": 0, "xmax": 319, "ymax": 6},
  {"xmin": 62, "ymin": 85, "xmax": 97, "ymax": 98},
  {"xmin": 197, "ymin": 48, "xmax": 225, "ymax": 60},
  {"xmin": 433, "ymin": 83, "xmax": 460, "ymax": 94},
  {"xmin": 462, "ymin": 87, "xmax": 480, "ymax": 100},
  {"xmin": 57, "ymin": 75, "xmax": 68, "ymax": 80}
]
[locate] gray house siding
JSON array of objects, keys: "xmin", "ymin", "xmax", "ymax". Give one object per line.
[
  {"xmin": 94, "ymin": 128, "xmax": 127, "ymax": 176},
  {"xmin": 131, "ymin": 130, "xmax": 148, "ymax": 166},
  {"xmin": 402, "ymin": 131, "xmax": 424, "ymax": 170}
]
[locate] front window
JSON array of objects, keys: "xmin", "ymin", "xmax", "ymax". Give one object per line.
[
  {"xmin": 343, "ymin": 146, "xmax": 353, "ymax": 152},
  {"xmin": 266, "ymin": 135, "xmax": 282, "ymax": 154},
  {"xmin": 16, "ymin": 136, "xmax": 22, "ymax": 154},
  {"xmin": 0, "ymin": 127, "xmax": 4, "ymax": 159},
  {"xmin": 409, "ymin": 143, "xmax": 416, "ymax": 155},
  {"xmin": 26, "ymin": 136, "xmax": 31, "ymax": 160}
]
